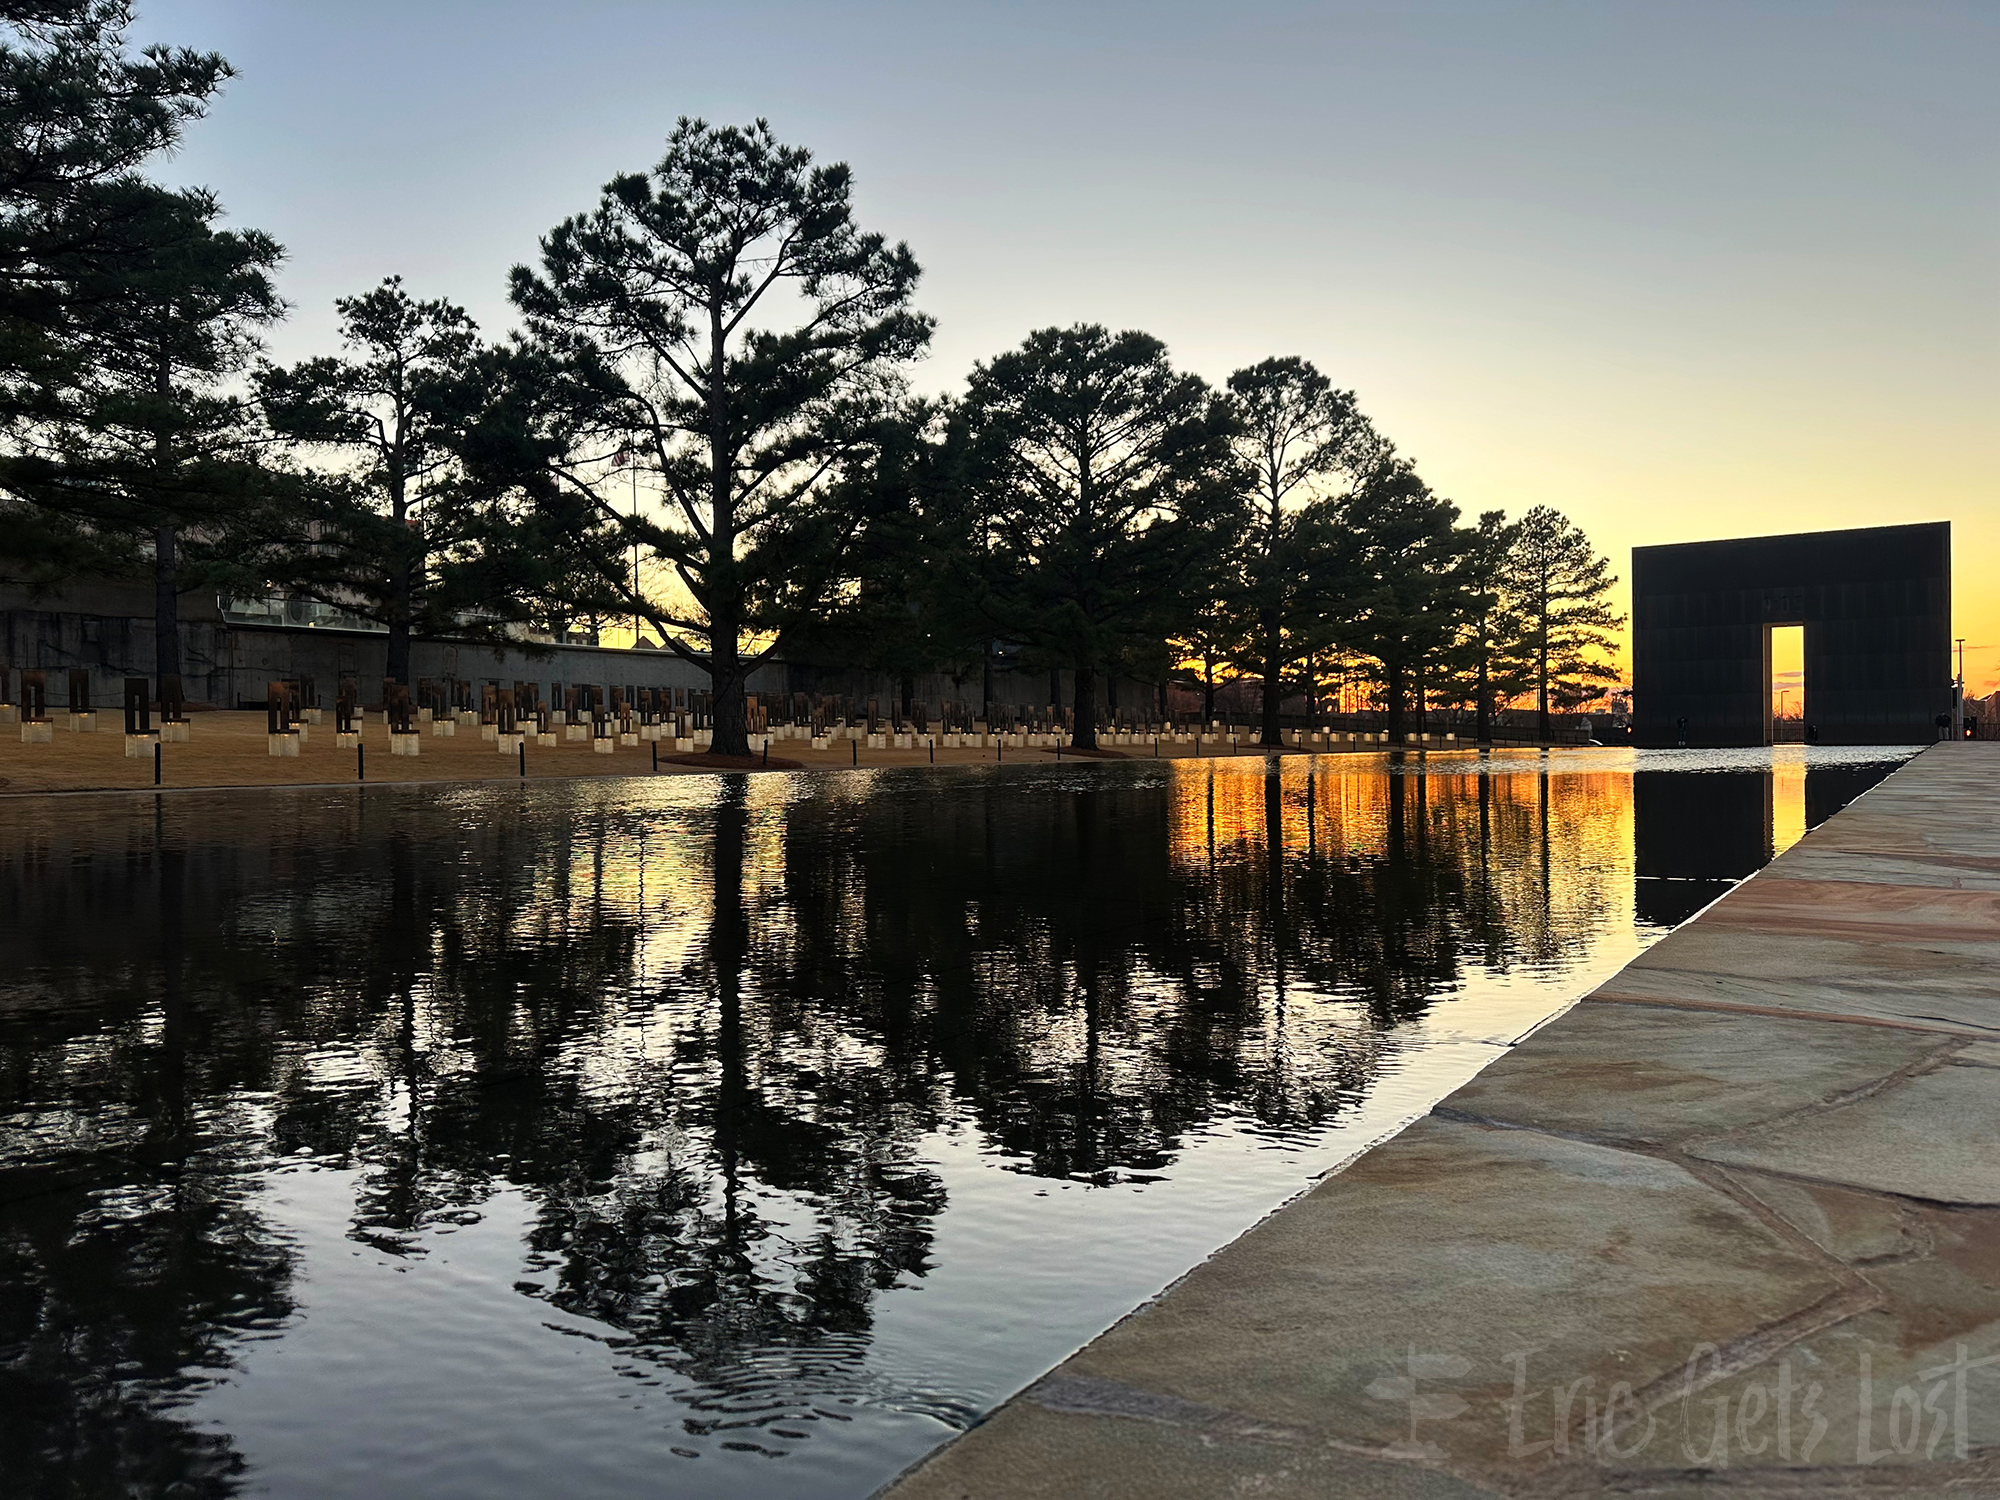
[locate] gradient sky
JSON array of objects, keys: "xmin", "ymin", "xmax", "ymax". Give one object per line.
[{"xmin": 138, "ymin": 1, "xmax": 1999, "ymax": 689}]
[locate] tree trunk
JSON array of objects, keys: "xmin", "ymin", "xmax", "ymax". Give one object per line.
[
  {"xmin": 706, "ymin": 586, "xmax": 750, "ymax": 755},
  {"xmin": 1071, "ymin": 664, "xmax": 1097, "ymax": 749},
  {"xmin": 1048, "ymin": 666, "xmax": 1062, "ymax": 719},
  {"xmin": 708, "ymin": 302, "xmax": 751, "ymax": 758},
  {"xmin": 154, "ymin": 521, "xmax": 181, "ymax": 704},
  {"xmin": 1259, "ymin": 606, "xmax": 1282, "ymax": 746},
  {"xmin": 1384, "ymin": 660, "xmax": 1406, "ymax": 742},
  {"xmin": 709, "ymin": 651, "xmax": 749, "ymax": 756},
  {"xmin": 386, "ymin": 514, "xmax": 412, "ymax": 684},
  {"xmin": 1536, "ymin": 644, "xmax": 1550, "ymax": 744},
  {"xmin": 1202, "ymin": 660, "xmax": 1215, "ymax": 725},
  {"xmin": 152, "ymin": 346, "xmax": 180, "ymax": 705},
  {"xmin": 387, "ymin": 613, "xmax": 411, "ymax": 689},
  {"xmin": 1475, "ymin": 627, "xmax": 1492, "ymax": 745},
  {"xmin": 387, "ymin": 428, "xmax": 414, "ymax": 687}
]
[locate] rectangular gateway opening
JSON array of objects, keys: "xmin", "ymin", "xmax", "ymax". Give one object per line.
[{"xmin": 1767, "ymin": 623, "xmax": 1805, "ymax": 743}]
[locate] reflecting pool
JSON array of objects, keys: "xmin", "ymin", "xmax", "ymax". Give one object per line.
[{"xmin": 0, "ymin": 746, "xmax": 1912, "ymax": 1499}]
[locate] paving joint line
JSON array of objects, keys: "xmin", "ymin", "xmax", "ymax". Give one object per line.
[{"xmin": 1581, "ymin": 992, "xmax": 1998, "ymax": 1039}]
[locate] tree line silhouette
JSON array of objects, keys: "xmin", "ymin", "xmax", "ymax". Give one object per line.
[{"xmin": 0, "ymin": 5, "xmax": 1621, "ymax": 757}]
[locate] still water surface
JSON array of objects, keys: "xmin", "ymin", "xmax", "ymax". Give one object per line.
[{"xmin": 0, "ymin": 747, "xmax": 1911, "ymax": 1498}]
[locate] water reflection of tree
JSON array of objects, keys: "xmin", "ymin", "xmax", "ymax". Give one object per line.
[
  {"xmin": 751, "ymin": 759, "xmax": 1626, "ymax": 1179},
  {"xmin": 0, "ymin": 834, "xmax": 298, "ymax": 1499},
  {"xmin": 0, "ymin": 758, "xmax": 1627, "ymax": 1484}
]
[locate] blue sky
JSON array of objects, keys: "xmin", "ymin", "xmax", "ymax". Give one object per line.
[{"xmin": 139, "ymin": 0, "xmax": 2000, "ymax": 679}]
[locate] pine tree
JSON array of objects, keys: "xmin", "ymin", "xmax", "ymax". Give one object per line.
[
  {"xmin": 258, "ymin": 278, "xmax": 492, "ymax": 686},
  {"xmin": 5, "ymin": 183, "xmax": 281, "ymax": 696},
  {"xmin": 1327, "ymin": 458, "xmax": 1470, "ymax": 741},
  {"xmin": 956, "ymin": 324, "xmax": 1239, "ymax": 750},
  {"xmin": 1500, "ymin": 505, "xmax": 1622, "ymax": 742},
  {"xmin": 1221, "ymin": 357, "xmax": 1378, "ymax": 745},
  {"xmin": 0, "ymin": 0, "xmax": 234, "ymax": 583},
  {"xmin": 505, "ymin": 118, "xmax": 932, "ymax": 757},
  {"xmin": 786, "ymin": 403, "xmax": 991, "ymax": 714},
  {"xmin": 1442, "ymin": 509, "xmax": 1531, "ymax": 743},
  {"xmin": 1168, "ymin": 587, "xmax": 1250, "ymax": 728}
]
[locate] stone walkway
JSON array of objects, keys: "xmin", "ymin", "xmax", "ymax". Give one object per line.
[{"xmin": 881, "ymin": 744, "xmax": 2000, "ymax": 1499}]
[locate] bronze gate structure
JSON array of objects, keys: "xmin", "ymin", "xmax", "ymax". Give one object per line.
[{"xmin": 1632, "ymin": 522, "xmax": 1949, "ymax": 747}]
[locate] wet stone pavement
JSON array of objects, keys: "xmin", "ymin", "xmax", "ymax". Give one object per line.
[{"xmin": 883, "ymin": 744, "xmax": 2000, "ymax": 1499}]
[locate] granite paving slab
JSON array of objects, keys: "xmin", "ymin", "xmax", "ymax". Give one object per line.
[
  {"xmin": 888, "ymin": 1396, "xmax": 1511, "ymax": 1500},
  {"xmin": 1690, "ymin": 1061, "xmax": 2000, "ymax": 1206},
  {"xmin": 1596, "ymin": 926, "xmax": 2000, "ymax": 1036},
  {"xmin": 1637, "ymin": 1219, "xmax": 2000, "ymax": 1477},
  {"xmin": 1699, "ymin": 878, "xmax": 2000, "ymax": 947},
  {"xmin": 1049, "ymin": 1116, "xmax": 1852, "ymax": 1474},
  {"xmin": 1770, "ymin": 845, "xmax": 2000, "ymax": 892},
  {"xmin": 1441, "ymin": 1004, "xmax": 1951, "ymax": 1148},
  {"xmin": 1723, "ymin": 1172, "xmax": 1928, "ymax": 1264}
]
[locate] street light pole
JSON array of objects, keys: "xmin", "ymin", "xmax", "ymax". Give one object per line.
[{"xmin": 1955, "ymin": 637, "xmax": 1966, "ymax": 740}]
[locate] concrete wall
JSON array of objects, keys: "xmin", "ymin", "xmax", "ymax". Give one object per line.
[
  {"xmin": 1631, "ymin": 522, "xmax": 1950, "ymax": 747},
  {"xmin": 0, "ymin": 583, "xmax": 1160, "ymax": 721},
  {"xmin": 0, "ymin": 582, "xmax": 781, "ymax": 710}
]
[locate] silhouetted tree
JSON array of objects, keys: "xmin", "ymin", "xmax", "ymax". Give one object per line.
[
  {"xmin": 259, "ymin": 277, "xmax": 510, "ymax": 685},
  {"xmin": 1221, "ymin": 357, "xmax": 1378, "ymax": 745},
  {"xmin": 0, "ymin": 0, "xmax": 235, "ymax": 586},
  {"xmin": 784, "ymin": 402, "xmax": 988, "ymax": 706},
  {"xmin": 1330, "ymin": 457, "xmax": 1469, "ymax": 741},
  {"xmin": 958, "ymin": 324, "xmax": 1239, "ymax": 749},
  {"xmin": 506, "ymin": 117, "xmax": 933, "ymax": 756},
  {"xmin": 1500, "ymin": 505, "xmax": 1621, "ymax": 741},
  {"xmin": 1437, "ymin": 509, "xmax": 1528, "ymax": 743},
  {"xmin": 2, "ymin": 183, "xmax": 282, "ymax": 697},
  {"xmin": 0, "ymin": 1, "xmax": 230, "ymax": 383},
  {"xmin": 1167, "ymin": 592, "xmax": 1247, "ymax": 727}
]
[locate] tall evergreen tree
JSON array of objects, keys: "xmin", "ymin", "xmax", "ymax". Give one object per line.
[
  {"xmin": 506, "ymin": 117, "xmax": 932, "ymax": 757},
  {"xmin": 0, "ymin": 0, "xmax": 234, "ymax": 580},
  {"xmin": 0, "ymin": 1, "xmax": 230, "ymax": 337},
  {"xmin": 786, "ymin": 403, "xmax": 989, "ymax": 712},
  {"xmin": 0, "ymin": 2, "xmax": 226, "ymax": 205},
  {"xmin": 1499, "ymin": 505, "xmax": 1622, "ymax": 741},
  {"xmin": 258, "ymin": 278, "xmax": 490, "ymax": 686},
  {"xmin": 1329, "ymin": 457, "xmax": 1469, "ymax": 742},
  {"xmin": 1222, "ymin": 356, "xmax": 1376, "ymax": 746},
  {"xmin": 957, "ymin": 324, "xmax": 1239, "ymax": 750},
  {"xmin": 4, "ymin": 183, "xmax": 281, "ymax": 696},
  {"xmin": 1447, "ymin": 509, "xmax": 1528, "ymax": 743}
]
